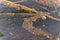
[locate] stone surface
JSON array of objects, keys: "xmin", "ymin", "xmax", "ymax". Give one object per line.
[{"xmin": 0, "ymin": 0, "xmax": 60, "ymax": 40}]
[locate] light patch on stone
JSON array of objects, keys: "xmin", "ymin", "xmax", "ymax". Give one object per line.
[
  {"xmin": 0, "ymin": 0, "xmax": 6, "ymax": 3},
  {"xmin": 39, "ymin": 28, "xmax": 41, "ymax": 30},
  {"xmin": 58, "ymin": 11, "xmax": 60, "ymax": 16},
  {"xmin": 56, "ymin": 38, "xmax": 60, "ymax": 40},
  {"xmin": 9, "ymin": 32, "xmax": 14, "ymax": 35},
  {"xmin": 42, "ymin": 16, "xmax": 46, "ymax": 20},
  {"xmin": 42, "ymin": 24, "xmax": 45, "ymax": 27}
]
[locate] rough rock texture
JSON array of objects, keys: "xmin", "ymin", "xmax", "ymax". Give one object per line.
[{"xmin": 0, "ymin": 0, "xmax": 60, "ymax": 40}]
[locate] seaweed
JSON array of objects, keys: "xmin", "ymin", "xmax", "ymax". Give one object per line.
[{"xmin": 0, "ymin": 32, "xmax": 4, "ymax": 37}]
